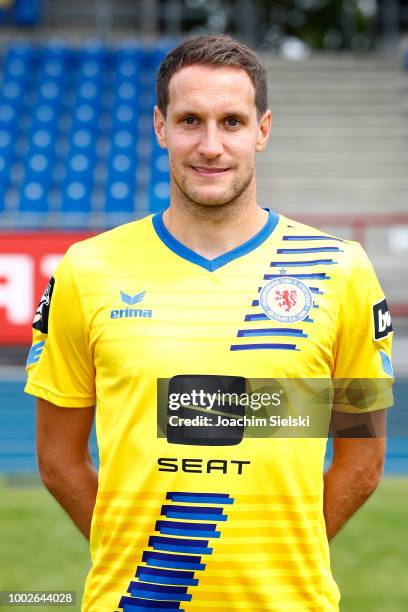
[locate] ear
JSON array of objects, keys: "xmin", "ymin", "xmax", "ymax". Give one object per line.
[
  {"xmin": 154, "ymin": 105, "xmax": 168, "ymax": 149},
  {"xmin": 255, "ymin": 109, "xmax": 272, "ymax": 152}
]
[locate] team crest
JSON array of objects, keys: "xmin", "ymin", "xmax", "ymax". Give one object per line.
[{"xmin": 259, "ymin": 277, "xmax": 313, "ymax": 323}]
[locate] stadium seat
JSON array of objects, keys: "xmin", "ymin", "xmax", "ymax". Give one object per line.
[
  {"xmin": 0, "ymin": 38, "xmax": 172, "ymax": 225},
  {"xmin": 14, "ymin": 0, "xmax": 43, "ymax": 25},
  {"xmin": 19, "ymin": 180, "xmax": 48, "ymax": 212},
  {"xmin": 61, "ymin": 180, "xmax": 92, "ymax": 213}
]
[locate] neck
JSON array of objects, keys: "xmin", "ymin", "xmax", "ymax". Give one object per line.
[{"xmin": 162, "ymin": 182, "xmax": 268, "ymax": 260}]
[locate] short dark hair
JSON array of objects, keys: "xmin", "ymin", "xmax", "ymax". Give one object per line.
[{"xmin": 156, "ymin": 34, "xmax": 268, "ymax": 119}]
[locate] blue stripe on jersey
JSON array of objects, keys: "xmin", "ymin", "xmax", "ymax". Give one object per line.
[
  {"xmin": 149, "ymin": 536, "xmax": 209, "ymax": 548},
  {"xmin": 237, "ymin": 329, "xmax": 307, "ymax": 338},
  {"xmin": 166, "ymin": 492, "xmax": 233, "ymax": 503},
  {"xmin": 123, "ymin": 606, "xmax": 183, "ymax": 612},
  {"xmin": 282, "ymin": 235, "xmax": 344, "ymax": 241},
  {"xmin": 309, "ymin": 287, "xmax": 324, "ymax": 294},
  {"xmin": 136, "ymin": 573, "xmax": 198, "ymax": 587},
  {"xmin": 166, "ymin": 511, "xmax": 227, "ymax": 521},
  {"xmin": 161, "ymin": 504, "xmax": 225, "ymax": 515},
  {"xmin": 129, "ymin": 582, "xmax": 191, "ymax": 601},
  {"xmin": 136, "ymin": 567, "xmax": 199, "ymax": 586},
  {"xmin": 156, "ymin": 520, "xmax": 218, "ymax": 532},
  {"xmin": 244, "ymin": 313, "xmax": 314, "ymax": 323},
  {"xmin": 231, "ymin": 343, "xmax": 297, "ymax": 351},
  {"xmin": 119, "ymin": 595, "xmax": 182, "ymax": 609},
  {"xmin": 244, "ymin": 313, "xmax": 269, "ymax": 321},
  {"xmin": 264, "ymin": 273, "xmax": 330, "ymax": 280},
  {"xmin": 270, "ymin": 259, "xmax": 336, "ymax": 267},
  {"xmin": 158, "ymin": 527, "xmax": 221, "ymax": 538},
  {"xmin": 277, "ymin": 247, "xmax": 342, "ymax": 254},
  {"xmin": 142, "ymin": 551, "xmax": 205, "ymax": 571},
  {"xmin": 118, "ymin": 491, "xmax": 234, "ymax": 612},
  {"xmin": 156, "ymin": 521, "xmax": 220, "ymax": 538},
  {"xmin": 380, "ymin": 350, "xmax": 393, "ymax": 377}
]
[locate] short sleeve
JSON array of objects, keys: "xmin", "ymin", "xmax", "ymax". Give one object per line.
[
  {"xmin": 333, "ymin": 242, "xmax": 393, "ymax": 412},
  {"xmin": 25, "ymin": 247, "xmax": 96, "ymax": 407}
]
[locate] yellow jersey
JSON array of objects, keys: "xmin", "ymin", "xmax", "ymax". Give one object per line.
[{"xmin": 25, "ymin": 209, "xmax": 393, "ymax": 612}]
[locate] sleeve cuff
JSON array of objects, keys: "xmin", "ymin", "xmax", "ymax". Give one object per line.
[{"xmin": 24, "ymin": 381, "xmax": 95, "ymax": 408}]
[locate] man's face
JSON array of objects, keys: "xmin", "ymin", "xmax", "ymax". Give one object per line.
[{"xmin": 154, "ymin": 64, "xmax": 271, "ymax": 208}]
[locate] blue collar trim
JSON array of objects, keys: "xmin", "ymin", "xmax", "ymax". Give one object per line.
[{"xmin": 152, "ymin": 208, "xmax": 279, "ymax": 272}]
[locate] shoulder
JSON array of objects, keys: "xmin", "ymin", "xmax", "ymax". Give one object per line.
[
  {"xmin": 279, "ymin": 214, "xmax": 366, "ymax": 273},
  {"xmin": 65, "ymin": 215, "xmax": 155, "ymax": 269}
]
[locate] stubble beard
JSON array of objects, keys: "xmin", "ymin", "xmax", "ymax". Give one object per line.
[{"xmin": 169, "ymin": 161, "xmax": 256, "ymax": 217}]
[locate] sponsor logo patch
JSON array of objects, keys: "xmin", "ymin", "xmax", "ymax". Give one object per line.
[
  {"xmin": 110, "ymin": 290, "xmax": 152, "ymax": 319},
  {"xmin": 120, "ymin": 290, "xmax": 145, "ymax": 305},
  {"xmin": 32, "ymin": 277, "xmax": 55, "ymax": 334},
  {"xmin": 373, "ymin": 298, "xmax": 393, "ymax": 340},
  {"xmin": 259, "ymin": 276, "xmax": 313, "ymax": 323}
]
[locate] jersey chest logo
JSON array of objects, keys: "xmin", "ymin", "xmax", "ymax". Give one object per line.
[
  {"xmin": 259, "ymin": 277, "xmax": 313, "ymax": 323},
  {"xmin": 110, "ymin": 290, "xmax": 153, "ymax": 319}
]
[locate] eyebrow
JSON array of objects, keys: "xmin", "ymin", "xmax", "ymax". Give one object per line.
[{"xmin": 173, "ymin": 109, "xmax": 250, "ymax": 121}]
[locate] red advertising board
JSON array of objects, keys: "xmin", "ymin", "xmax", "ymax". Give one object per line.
[{"xmin": 0, "ymin": 232, "xmax": 94, "ymax": 345}]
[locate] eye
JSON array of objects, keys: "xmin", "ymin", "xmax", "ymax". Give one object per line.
[
  {"xmin": 225, "ymin": 117, "xmax": 240, "ymax": 128},
  {"xmin": 183, "ymin": 116, "xmax": 198, "ymax": 126}
]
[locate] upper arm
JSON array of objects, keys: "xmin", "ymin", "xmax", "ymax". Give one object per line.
[
  {"xmin": 25, "ymin": 248, "xmax": 96, "ymax": 408},
  {"xmin": 36, "ymin": 398, "xmax": 95, "ymax": 470},
  {"xmin": 333, "ymin": 243, "xmax": 393, "ymax": 380},
  {"xmin": 333, "ymin": 243, "xmax": 393, "ymax": 413}
]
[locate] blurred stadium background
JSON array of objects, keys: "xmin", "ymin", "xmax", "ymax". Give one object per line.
[{"xmin": 0, "ymin": 1, "xmax": 407, "ymax": 610}]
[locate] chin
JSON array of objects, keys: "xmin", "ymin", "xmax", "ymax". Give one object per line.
[
  {"xmin": 186, "ymin": 187, "xmax": 234, "ymax": 205},
  {"xmin": 190, "ymin": 195, "xmax": 234, "ymax": 208}
]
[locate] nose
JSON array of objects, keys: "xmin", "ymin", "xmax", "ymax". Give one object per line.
[{"xmin": 197, "ymin": 122, "xmax": 224, "ymax": 159}]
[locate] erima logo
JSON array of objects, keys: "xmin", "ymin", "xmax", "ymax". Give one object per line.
[
  {"xmin": 120, "ymin": 290, "xmax": 145, "ymax": 305},
  {"xmin": 110, "ymin": 291, "xmax": 153, "ymax": 319},
  {"xmin": 373, "ymin": 298, "xmax": 393, "ymax": 340}
]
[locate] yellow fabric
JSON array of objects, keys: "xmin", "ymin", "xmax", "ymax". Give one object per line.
[{"xmin": 25, "ymin": 212, "xmax": 393, "ymax": 612}]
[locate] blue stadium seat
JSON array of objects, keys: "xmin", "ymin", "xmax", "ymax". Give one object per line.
[
  {"xmin": 148, "ymin": 139, "xmax": 170, "ymax": 213},
  {"xmin": 148, "ymin": 179, "xmax": 170, "ymax": 213},
  {"xmin": 109, "ymin": 129, "xmax": 137, "ymax": 158},
  {"xmin": 1, "ymin": 108, "xmax": 22, "ymax": 209},
  {"xmin": 104, "ymin": 178, "xmax": 135, "ymax": 214},
  {"xmin": 61, "ymin": 180, "xmax": 92, "ymax": 213},
  {"xmin": 23, "ymin": 152, "xmax": 53, "ymax": 188},
  {"xmin": 0, "ymin": 99, "xmax": 19, "ymax": 133},
  {"xmin": 14, "ymin": 0, "xmax": 43, "ymax": 25},
  {"xmin": 0, "ymin": 144, "xmax": 13, "ymax": 211},
  {"xmin": 105, "ymin": 148, "xmax": 137, "ymax": 213},
  {"xmin": 0, "ymin": 38, "xmax": 170, "ymax": 225},
  {"xmin": 19, "ymin": 180, "xmax": 48, "ymax": 212}
]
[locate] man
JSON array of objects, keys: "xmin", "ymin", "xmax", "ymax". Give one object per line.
[{"xmin": 25, "ymin": 35, "xmax": 393, "ymax": 611}]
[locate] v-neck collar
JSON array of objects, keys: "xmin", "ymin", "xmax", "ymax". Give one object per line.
[{"xmin": 151, "ymin": 208, "xmax": 280, "ymax": 272}]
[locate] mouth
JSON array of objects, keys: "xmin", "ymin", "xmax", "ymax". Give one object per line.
[{"xmin": 191, "ymin": 166, "xmax": 231, "ymax": 177}]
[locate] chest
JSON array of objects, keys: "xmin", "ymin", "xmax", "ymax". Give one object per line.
[{"xmin": 82, "ymin": 263, "xmax": 340, "ymax": 381}]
